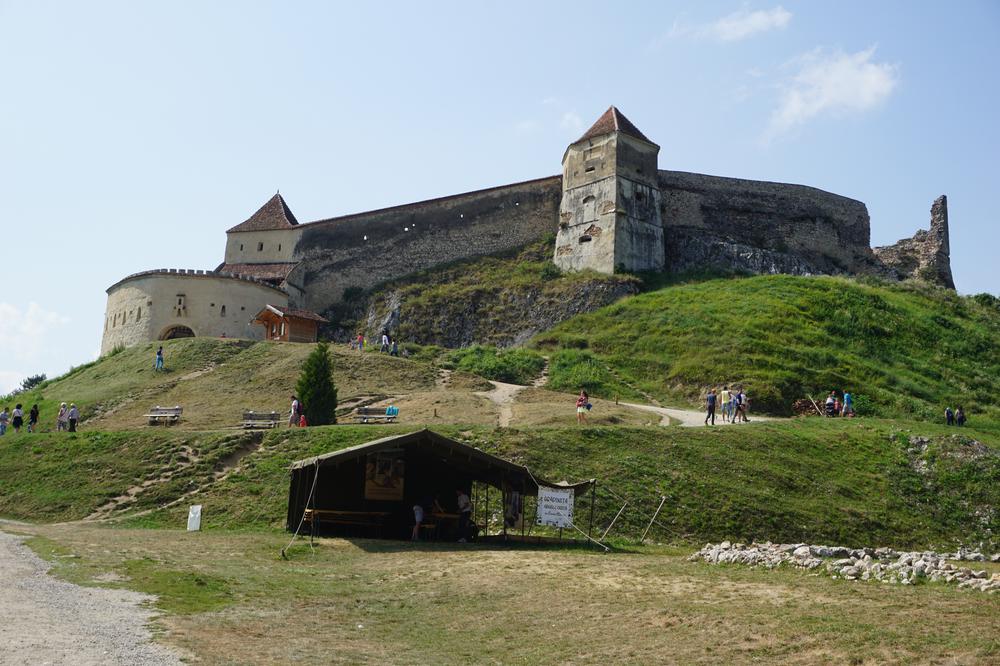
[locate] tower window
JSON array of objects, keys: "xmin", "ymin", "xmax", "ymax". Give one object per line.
[
  {"xmin": 137, "ymin": 307, "xmax": 141, "ymax": 321},
  {"xmin": 585, "ymin": 166, "xmax": 596, "ymax": 173},
  {"xmin": 278, "ymin": 244, "xmax": 282, "ymax": 251},
  {"xmin": 240, "ymin": 243, "xmax": 244, "ymax": 251},
  {"xmin": 579, "ymin": 235, "xmax": 593, "ymax": 243},
  {"xmin": 220, "ymin": 305, "xmax": 226, "ymax": 317},
  {"xmin": 257, "ymin": 242, "xmax": 264, "ymax": 251}
]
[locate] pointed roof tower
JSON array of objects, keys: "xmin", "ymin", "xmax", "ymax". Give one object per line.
[
  {"xmin": 227, "ymin": 193, "xmax": 299, "ymax": 233},
  {"xmin": 576, "ymin": 106, "xmax": 655, "ymax": 145}
]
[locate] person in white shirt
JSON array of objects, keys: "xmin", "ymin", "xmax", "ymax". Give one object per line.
[{"xmin": 289, "ymin": 395, "xmax": 300, "ymax": 427}]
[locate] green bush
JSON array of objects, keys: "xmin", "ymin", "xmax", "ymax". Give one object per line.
[
  {"xmin": 447, "ymin": 346, "xmax": 545, "ymax": 385},
  {"xmin": 296, "ymin": 342, "xmax": 338, "ymax": 426}
]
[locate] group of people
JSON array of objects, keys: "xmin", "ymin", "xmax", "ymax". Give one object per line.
[
  {"xmin": 704, "ymin": 386, "xmax": 750, "ymax": 425},
  {"xmin": 350, "ymin": 330, "xmax": 404, "ymax": 357},
  {"xmin": 944, "ymin": 406, "xmax": 967, "ymax": 427},
  {"xmin": 412, "ymin": 488, "xmax": 473, "ymax": 542},
  {"xmin": 824, "ymin": 390, "xmax": 855, "ymax": 417},
  {"xmin": 0, "ymin": 402, "xmax": 79, "ymax": 434}
]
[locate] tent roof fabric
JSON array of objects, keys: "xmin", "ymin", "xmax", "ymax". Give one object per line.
[{"xmin": 289, "ymin": 429, "xmax": 594, "ymax": 494}]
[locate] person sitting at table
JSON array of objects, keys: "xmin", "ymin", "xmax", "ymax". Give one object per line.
[
  {"xmin": 411, "ymin": 495, "xmax": 442, "ymax": 541},
  {"xmin": 456, "ymin": 488, "xmax": 472, "ymax": 543}
]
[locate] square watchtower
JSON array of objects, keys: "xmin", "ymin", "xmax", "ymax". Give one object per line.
[{"xmin": 554, "ymin": 107, "xmax": 664, "ymax": 274}]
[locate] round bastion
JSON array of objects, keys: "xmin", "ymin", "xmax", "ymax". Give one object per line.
[{"xmin": 100, "ymin": 269, "xmax": 288, "ymax": 355}]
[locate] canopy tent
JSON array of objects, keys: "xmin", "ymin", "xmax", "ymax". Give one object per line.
[{"xmin": 286, "ymin": 429, "xmax": 595, "ymax": 541}]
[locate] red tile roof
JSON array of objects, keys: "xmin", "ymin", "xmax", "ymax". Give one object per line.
[
  {"xmin": 216, "ymin": 262, "xmax": 297, "ymax": 284},
  {"xmin": 576, "ymin": 106, "xmax": 654, "ymax": 145},
  {"xmin": 227, "ymin": 193, "xmax": 299, "ymax": 233},
  {"xmin": 258, "ymin": 304, "xmax": 327, "ymax": 323}
]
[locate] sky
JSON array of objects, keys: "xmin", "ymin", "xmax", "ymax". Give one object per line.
[{"xmin": 0, "ymin": 1, "xmax": 997, "ymax": 394}]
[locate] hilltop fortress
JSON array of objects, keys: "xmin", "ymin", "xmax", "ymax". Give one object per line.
[{"xmin": 101, "ymin": 107, "xmax": 953, "ymax": 353}]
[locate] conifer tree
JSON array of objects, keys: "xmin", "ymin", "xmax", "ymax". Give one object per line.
[{"xmin": 295, "ymin": 341, "xmax": 338, "ymax": 425}]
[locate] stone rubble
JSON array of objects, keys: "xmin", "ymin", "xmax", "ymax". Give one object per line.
[{"xmin": 690, "ymin": 541, "xmax": 1000, "ymax": 593}]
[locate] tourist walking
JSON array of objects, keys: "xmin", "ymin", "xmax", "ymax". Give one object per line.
[
  {"xmin": 0, "ymin": 407, "xmax": 8, "ymax": 435},
  {"xmin": 842, "ymin": 391, "xmax": 854, "ymax": 417},
  {"xmin": 56, "ymin": 402, "xmax": 69, "ymax": 431},
  {"xmin": 356, "ymin": 333, "xmax": 365, "ymax": 352},
  {"xmin": 945, "ymin": 406, "xmax": 954, "ymax": 426},
  {"xmin": 390, "ymin": 339, "xmax": 399, "ymax": 357},
  {"xmin": 719, "ymin": 386, "xmax": 731, "ymax": 422},
  {"xmin": 67, "ymin": 404, "xmax": 79, "ymax": 432},
  {"xmin": 28, "ymin": 405, "xmax": 39, "ymax": 433},
  {"xmin": 11, "ymin": 404, "xmax": 24, "ymax": 433},
  {"xmin": 576, "ymin": 390, "xmax": 589, "ymax": 424},
  {"xmin": 704, "ymin": 388, "xmax": 717, "ymax": 426},
  {"xmin": 380, "ymin": 330, "xmax": 390, "ymax": 353},
  {"xmin": 734, "ymin": 388, "xmax": 750, "ymax": 423},
  {"xmin": 154, "ymin": 346, "xmax": 164, "ymax": 371},
  {"xmin": 955, "ymin": 406, "xmax": 966, "ymax": 427},
  {"xmin": 289, "ymin": 395, "xmax": 300, "ymax": 427}
]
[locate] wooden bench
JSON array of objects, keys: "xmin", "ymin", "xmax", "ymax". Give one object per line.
[
  {"xmin": 145, "ymin": 405, "xmax": 182, "ymax": 426},
  {"xmin": 242, "ymin": 410, "xmax": 280, "ymax": 429},
  {"xmin": 303, "ymin": 509, "xmax": 391, "ymax": 535},
  {"xmin": 351, "ymin": 405, "xmax": 399, "ymax": 424}
]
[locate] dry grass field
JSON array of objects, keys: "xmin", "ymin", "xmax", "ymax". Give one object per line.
[{"xmin": 16, "ymin": 524, "xmax": 1000, "ymax": 665}]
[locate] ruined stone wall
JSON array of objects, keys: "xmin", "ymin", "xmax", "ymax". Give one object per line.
[
  {"xmin": 290, "ymin": 176, "xmax": 561, "ymax": 313},
  {"xmin": 658, "ymin": 170, "xmax": 877, "ymax": 276},
  {"xmin": 873, "ymin": 195, "xmax": 954, "ymax": 289}
]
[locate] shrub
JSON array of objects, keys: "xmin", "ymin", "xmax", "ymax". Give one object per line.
[
  {"xmin": 851, "ymin": 393, "xmax": 875, "ymax": 416},
  {"xmin": 447, "ymin": 346, "xmax": 545, "ymax": 385},
  {"xmin": 296, "ymin": 342, "xmax": 338, "ymax": 426}
]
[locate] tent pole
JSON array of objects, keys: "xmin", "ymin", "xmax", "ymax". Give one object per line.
[
  {"xmin": 589, "ymin": 482, "xmax": 596, "ymax": 538},
  {"xmin": 501, "ymin": 471, "xmax": 507, "ymax": 541},
  {"xmin": 641, "ymin": 496, "xmax": 667, "ymax": 543},
  {"xmin": 521, "ymin": 478, "xmax": 526, "ymax": 538},
  {"xmin": 485, "ymin": 484, "xmax": 489, "ymax": 538}
]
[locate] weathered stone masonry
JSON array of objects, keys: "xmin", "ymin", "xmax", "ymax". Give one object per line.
[{"xmin": 101, "ymin": 105, "xmax": 955, "ymax": 351}]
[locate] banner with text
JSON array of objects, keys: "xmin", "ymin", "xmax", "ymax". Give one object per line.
[{"xmin": 536, "ymin": 486, "xmax": 574, "ymax": 527}]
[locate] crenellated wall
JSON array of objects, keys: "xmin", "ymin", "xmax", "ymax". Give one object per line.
[{"xmin": 100, "ymin": 270, "xmax": 287, "ymax": 353}]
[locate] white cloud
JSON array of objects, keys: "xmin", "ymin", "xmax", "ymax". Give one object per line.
[
  {"xmin": 0, "ymin": 302, "xmax": 72, "ymax": 394},
  {"xmin": 513, "ymin": 119, "xmax": 540, "ymax": 134},
  {"xmin": 764, "ymin": 46, "xmax": 899, "ymax": 141},
  {"xmin": 705, "ymin": 6, "xmax": 792, "ymax": 41},
  {"xmin": 655, "ymin": 6, "xmax": 791, "ymax": 46}
]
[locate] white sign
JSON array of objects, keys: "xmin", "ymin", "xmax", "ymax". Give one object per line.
[
  {"xmin": 536, "ymin": 487, "xmax": 574, "ymax": 528},
  {"xmin": 187, "ymin": 505, "xmax": 202, "ymax": 532}
]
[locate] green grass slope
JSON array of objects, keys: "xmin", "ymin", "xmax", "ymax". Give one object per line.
[
  {"xmin": 99, "ymin": 419, "xmax": 999, "ymax": 550},
  {"xmin": 536, "ymin": 275, "xmax": 1000, "ymax": 418}
]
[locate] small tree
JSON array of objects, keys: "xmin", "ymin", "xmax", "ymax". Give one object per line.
[{"xmin": 296, "ymin": 341, "xmax": 338, "ymax": 425}]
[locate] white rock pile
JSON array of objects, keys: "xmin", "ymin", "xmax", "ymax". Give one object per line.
[{"xmin": 690, "ymin": 541, "xmax": 1000, "ymax": 593}]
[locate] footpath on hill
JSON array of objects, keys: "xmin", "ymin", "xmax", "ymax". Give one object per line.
[{"xmin": 0, "ymin": 527, "xmax": 181, "ymax": 666}]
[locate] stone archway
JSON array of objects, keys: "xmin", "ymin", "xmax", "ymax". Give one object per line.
[{"xmin": 160, "ymin": 325, "xmax": 195, "ymax": 340}]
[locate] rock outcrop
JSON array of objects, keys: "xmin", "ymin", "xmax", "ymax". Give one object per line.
[{"xmin": 873, "ymin": 195, "xmax": 955, "ymax": 289}]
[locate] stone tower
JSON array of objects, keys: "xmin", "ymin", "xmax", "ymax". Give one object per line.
[{"xmin": 554, "ymin": 106, "xmax": 664, "ymax": 274}]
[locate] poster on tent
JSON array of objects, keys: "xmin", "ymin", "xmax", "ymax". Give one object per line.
[
  {"xmin": 364, "ymin": 453, "xmax": 405, "ymax": 500},
  {"xmin": 536, "ymin": 486, "xmax": 574, "ymax": 527}
]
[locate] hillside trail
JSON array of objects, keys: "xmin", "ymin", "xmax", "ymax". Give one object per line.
[
  {"xmin": 475, "ymin": 381, "xmax": 526, "ymax": 428},
  {"xmin": 600, "ymin": 360, "xmax": 775, "ymax": 428}
]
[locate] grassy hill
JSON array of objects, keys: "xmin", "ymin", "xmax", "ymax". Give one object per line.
[
  {"xmin": 2, "ymin": 418, "xmax": 997, "ymax": 550},
  {"xmin": 535, "ymin": 274, "xmax": 1000, "ymax": 418}
]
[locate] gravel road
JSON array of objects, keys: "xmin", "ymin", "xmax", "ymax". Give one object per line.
[{"xmin": 0, "ymin": 529, "xmax": 182, "ymax": 665}]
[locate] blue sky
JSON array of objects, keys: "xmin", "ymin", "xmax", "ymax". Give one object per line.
[{"xmin": 0, "ymin": 1, "xmax": 997, "ymax": 393}]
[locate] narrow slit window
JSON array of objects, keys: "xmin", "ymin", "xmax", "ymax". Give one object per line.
[
  {"xmin": 220, "ymin": 305, "xmax": 226, "ymax": 317},
  {"xmin": 579, "ymin": 235, "xmax": 593, "ymax": 243},
  {"xmin": 257, "ymin": 242, "xmax": 264, "ymax": 251},
  {"xmin": 585, "ymin": 166, "xmax": 596, "ymax": 173}
]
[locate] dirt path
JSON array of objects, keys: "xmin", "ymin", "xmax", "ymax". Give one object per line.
[
  {"xmin": 621, "ymin": 402, "xmax": 775, "ymax": 428},
  {"xmin": 475, "ymin": 381, "xmax": 527, "ymax": 427},
  {"xmin": 0, "ymin": 528, "xmax": 182, "ymax": 665}
]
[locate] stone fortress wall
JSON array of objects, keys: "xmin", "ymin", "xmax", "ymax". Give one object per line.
[
  {"xmin": 100, "ymin": 269, "xmax": 287, "ymax": 354},
  {"xmin": 101, "ymin": 105, "xmax": 954, "ymax": 351},
  {"xmin": 289, "ymin": 176, "xmax": 562, "ymax": 313}
]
